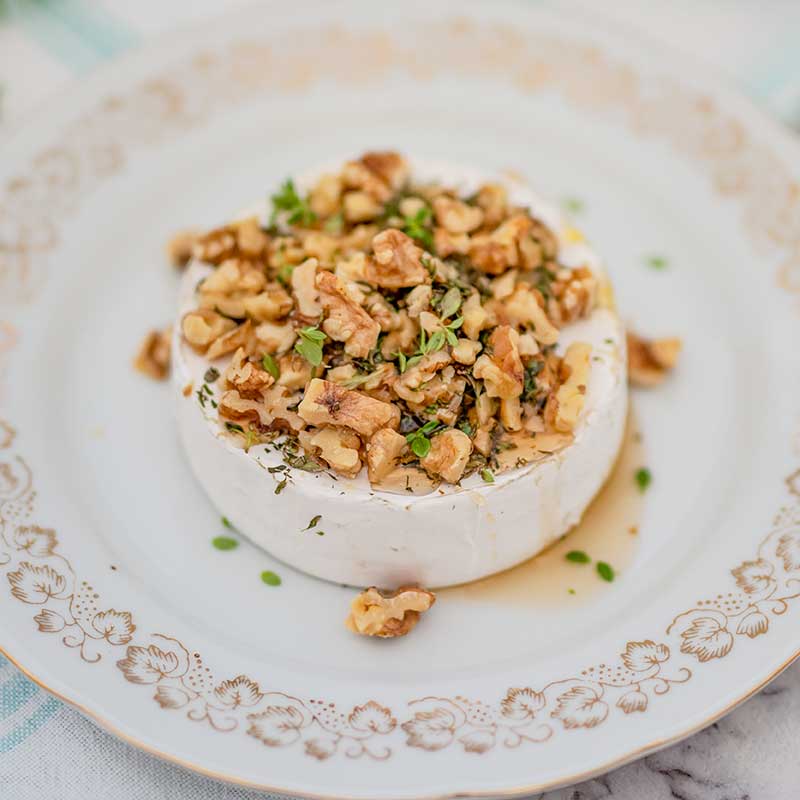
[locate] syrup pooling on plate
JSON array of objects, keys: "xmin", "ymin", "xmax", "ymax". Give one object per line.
[{"xmin": 445, "ymin": 412, "xmax": 645, "ymax": 606}]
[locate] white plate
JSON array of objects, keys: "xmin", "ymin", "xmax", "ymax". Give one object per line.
[{"xmin": 1, "ymin": 1, "xmax": 799, "ymax": 797}]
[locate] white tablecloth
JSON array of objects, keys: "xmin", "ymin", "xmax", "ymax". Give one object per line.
[{"xmin": 1, "ymin": 2, "xmax": 799, "ymax": 798}]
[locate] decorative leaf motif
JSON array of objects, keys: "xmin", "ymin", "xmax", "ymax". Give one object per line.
[
  {"xmin": 616, "ymin": 689, "xmax": 648, "ymax": 714},
  {"xmin": 91, "ymin": 610, "xmax": 136, "ymax": 645},
  {"xmin": 776, "ymin": 531, "xmax": 800, "ymax": 572},
  {"xmin": 736, "ymin": 611, "xmax": 769, "ymax": 638},
  {"xmin": 304, "ymin": 735, "xmax": 338, "ymax": 760},
  {"xmin": 7, "ymin": 561, "xmax": 67, "ymax": 604},
  {"xmin": 679, "ymin": 617, "xmax": 734, "ymax": 662},
  {"xmin": 551, "ymin": 686, "xmax": 609, "ymax": 729},
  {"xmin": 246, "ymin": 705, "xmax": 307, "ymax": 746},
  {"xmin": 12, "ymin": 525, "xmax": 57, "ymax": 557},
  {"xmin": 117, "ymin": 644, "xmax": 180, "ymax": 685},
  {"xmin": 500, "ymin": 687, "xmax": 545, "ymax": 721},
  {"xmin": 621, "ymin": 640, "xmax": 670, "ymax": 672},
  {"xmin": 213, "ymin": 675, "xmax": 263, "ymax": 708},
  {"xmin": 349, "ymin": 700, "xmax": 396, "ymax": 734},
  {"xmin": 33, "ymin": 608, "xmax": 65, "ymax": 633},
  {"xmin": 402, "ymin": 707, "xmax": 457, "ymax": 751},
  {"xmin": 154, "ymin": 685, "xmax": 191, "ymax": 709},
  {"xmin": 731, "ymin": 559, "xmax": 774, "ymax": 594},
  {"xmin": 459, "ymin": 729, "xmax": 495, "ymax": 754}
]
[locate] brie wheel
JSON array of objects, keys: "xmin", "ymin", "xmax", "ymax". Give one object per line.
[{"xmin": 173, "ymin": 161, "xmax": 627, "ymax": 588}]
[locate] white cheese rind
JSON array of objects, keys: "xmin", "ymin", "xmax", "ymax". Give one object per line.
[{"xmin": 173, "ymin": 162, "xmax": 627, "ymax": 588}]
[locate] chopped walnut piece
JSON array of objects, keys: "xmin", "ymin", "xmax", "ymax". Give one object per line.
[
  {"xmin": 366, "ymin": 428, "xmax": 408, "ymax": 483},
  {"xmin": 277, "ymin": 353, "xmax": 313, "ymax": 391},
  {"xmin": 405, "ymin": 284, "xmax": 433, "ymax": 319},
  {"xmin": 302, "ymin": 232, "xmax": 339, "ymax": 263},
  {"xmin": 346, "ymin": 586, "xmax": 435, "ymax": 638},
  {"xmin": 308, "ymin": 174, "xmax": 342, "ymax": 218},
  {"xmin": 491, "ymin": 269, "xmax": 518, "ymax": 300},
  {"xmin": 462, "ymin": 291, "xmax": 491, "ymax": 340},
  {"xmin": 134, "ymin": 327, "xmax": 171, "ymax": 380},
  {"xmin": 475, "ymin": 183, "xmax": 507, "ymax": 227},
  {"xmin": 298, "ymin": 379, "xmax": 400, "ymax": 437},
  {"xmin": 193, "ymin": 226, "xmax": 238, "ymax": 265},
  {"xmin": 627, "ymin": 333, "xmax": 682, "ymax": 387},
  {"xmin": 380, "ymin": 310, "xmax": 418, "ymax": 359},
  {"xmin": 218, "ymin": 384, "xmax": 303, "ymax": 433},
  {"xmin": 473, "ymin": 326, "xmax": 524, "ymax": 401},
  {"xmin": 359, "ymin": 151, "xmax": 409, "ymax": 192},
  {"xmin": 549, "ymin": 342, "xmax": 591, "ymax": 433},
  {"xmin": 207, "ymin": 321, "xmax": 253, "ymax": 361},
  {"xmin": 393, "ymin": 350, "xmax": 451, "ymax": 403},
  {"xmin": 182, "ymin": 309, "xmax": 236, "ymax": 352},
  {"xmin": 242, "ymin": 285, "xmax": 293, "ymax": 322},
  {"xmin": 433, "ymin": 227, "xmax": 470, "ymax": 258},
  {"xmin": 451, "ymin": 338, "xmax": 482, "ymax": 365},
  {"xmin": 343, "ymin": 191, "xmax": 383, "ymax": 223},
  {"xmin": 299, "ymin": 427, "xmax": 362, "ymax": 478},
  {"xmin": 549, "ymin": 266, "xmax": 596, "ymax": 325},
  {"xmin": 233, "ymin": 217, "xmax": 269, "ymax": 259},
  {"xmin": 224, "ymin": 347, "xmax": 273, "ymax": 398},
  {"xmin": 433, "ymin": 196, "xmax": 484, "ymax": 234},
  {"xmin": 367, "ymin": 229, "xmax": 430, "ymax": 289},
  {"xmin": 420, "ymin": 428, "xmax": 473, "ymax": 483},
  {"xmin": 166, "ymin": 230, "xmax": 198, "ymax": 268},
  {"xmin": 533, "ymin": 432, "xmax": 574, "ymax": 452},
  {"xmin": 505, "ymin": 285, "xmax": 559, "ymax": 345},
  {"xmin": 255, "ymin": 320, "xmax": 296, "ymax": 354},
  {"xmin": 316, "ymin": 270, "xmax": 380, "ymax": 357},
  {"xmin": 291, "ymin": 257, "xmax": 321, "ymax": 318}
]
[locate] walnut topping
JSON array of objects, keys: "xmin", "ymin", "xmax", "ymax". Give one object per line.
[
  {"xmin": 627, "ymin": 332, "xmax": 682, "ymax": 387},
  {"xmin": 345, "ymin": 586, "xmax": 435, "ymax": 638},
  {"xmin": 298, "ymin": 379, "xmax": 400, "ymax": 437},
  {"xmin": 366, "ymin": 428, "xmax": 408, "ymax": 483},
  {"xmin": 175, "ymin": 151, "xmax": 611, "ymax": 487},
  {"xmin": 420, "ymin": 428, "xmax": 473, "ymax": 483},
  {"xmin": 134, "ymin": 327, "xmax": 171, "ymax": 380},
  {"xmin": 368, "ymin": 229, "xmax": 430, "ymax": 289},
  {"xmin": 299, "ymin": 427, "xmax": 362, "ymax": 478},
  {"xmin": 316, "ymin": 270, "xmax": 380, "ymax": 358},
  {"xmin": 166, "ymin": 230, "xmax": 198, "ymax": 268}
]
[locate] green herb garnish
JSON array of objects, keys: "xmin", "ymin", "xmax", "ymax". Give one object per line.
[
  {"xmin": 645, "ymin": 255, "xmax": 668, "ymax": 270},
  {"xmin": 567, "ymin": 588, "xmax": 576, "ymax": 595},
  {"xmin": 276, "ymin": 262, "xmax": 295, "ymax": 287},
  {"xmin": 204, "ymin": 366, "xmax": 220, "ymax": 383},
  {"xmin": 212, "ymin": 536, "xmax": 238, "ymax": 551},
  {"xmin": 294, "ymin": 326, "xmax": 327, "ymax": 366},
  {"xmin": 406, "ymin": 420, "xmax": 441, "ymax": 459},
  {"xmin": 221, "ymin": 516, "xmax": 234, "ymax": 530},
  {"xmin": 480, "ymin": 468, "xmax": 495, "ymax": 484},
  {"xmin": 402, "ymin": 205, "xmax": 434, "ymax": 250},
  {"xmin": 439, "ymin": 286, "xmax": 462, "ymax": 320},
  {"xmin": 271, "ymin": 179, "xmax": 316, "ymax": 226},
  {"xmin": 635, "ymin": 467, "xmax": 652, "ymax": 492},
  {"xmin": 324, "ymin": 212, "xmax": 344, "ymax": 234},
  {"xmin": 275, "ymin": 477, "xmax": 288, "ymax": 495},
  {"xmin": 565, "ymin": 550, "xmax": 591, "ymax": 564},
  {"xmin": 260, "ymin": 570, "xmax": 282, "ymax": 586},
  {"xmin": 262, "ymin": 353, "xmax": 280, "ymax": 380},
  {"xmin": 596, "ymin": 561, "xmax": 615, "ymax": 582},
  {"xmin": 303, "ymin": 514, "xmax": 322, "ymax": 531},
  {"xmin": 562, "ymin": 197, "xmax": 584, "ymax": 214}
]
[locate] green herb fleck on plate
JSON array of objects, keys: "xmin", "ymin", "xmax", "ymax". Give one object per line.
[
  {"xmin": 303, "ymin": 514, "xmax": 322, "ymax": 531},
  {"xmin": 212, "ymin": 536, "xmax": 238, "ymax": 551},
  {"xmin": 567, "ymin": 588, "xmax": 576, "ymax": 595},
  {"xmin": 562, "ymin": 197, "xmax": 584, "ymax": 214},
  {"xmin": 635, "ymin": 467, "xmax": 652, "ymax": 492},
  {"xmin": 596, "ymin": 561, "xmax": 615, "ymax": 582},
  {"xmin": 260, "ymin": 570, "xmax": 282, "ymax": 586},
  {"xmin": 645, "ymin": 255, "xmax": 668, "ymax": 270},
  {"xmin": 204, "ymin": 366, "xmax": 220, "ymax": 383},
  {"xmin": 565, "ymin": 550, "xmax": 591, "ymax": 564},
  {"xmin": 221, "ymin": 516, "xmax": 234, "ymax": 530}
]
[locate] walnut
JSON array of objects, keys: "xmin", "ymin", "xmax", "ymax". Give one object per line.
[
  {"xmin": 241, "ymin": 285, "xmax": 293, "ymax": 322},
  {"xmin": 276, "ymin": 353, "xmax": 313, "ymax": 391},
  {"xmin": 393, "ymin": 350, "xmax": 451, "ymax": 403},
  {"xmin": 366, "ymin": 428, "xmax": 407, "ymax": 483},
  {"xmin": 301, "ymin": 232, "xmax": 339, "ymax": 263},
  {"xmin": 346, "ymin": 586, "xmax": 435, "ymax": 638},
  {"xmin": 627, "ymin": 333, "xmax": 682, "ymax": 387},
  {"xmin": 343, "ymin": 191, "xmax": 383, "ymax": 223},
  {"xmin": 380, "ymin": 310, "xmax": 418, "ymax": 359},
  {"xmin": 549, "ymin": 266, "xmax": 596, "ymax": 325},
  {"xmin": 367, "ymin": 229, "xmax": 430, "ymax": 289},
  {"xmin": 134, "ymin": 327, "xmax": 171, "ymax": 380},
  {"xmin": 193, "ymin": 226, "xmax": 238, "ymax": 265},
  {"xmin": 433, "ymin": 227, "xmax": 470, "ymax": 258},
  {"xmin": 451, "ymin": 338, "xmax": 482, "ymax": 365},
  {"xmin": 462, "ymin": 291, "xmax": 491, "ymax": 340},
  {"xmin": 291, "ymin": 257, "xmax": 321, "ymax": 318},
  {"xmin": 218, "ymin": 389, "xmax": 273, "ymax": 427},
  {"xmin": 233, "ymin": 217, "xmax": 269, "ymax": 259},
  {"xmin": 182, "ymin": 309, "xmax": 236, "ymax": 352},
  {"xmin": 224, "ymin": 347, "xmax": 273, "ymax": 397},
  {"xmin": 475, "ymin": 183, "xmax": 507, "ymax": 227},
  {"xmin": 433, "ymin": 196, "xmax": 484, "ymax": 234},
  {"xmin": 399, "ymin": 196, "xmax": 427, "ymax": 218},
  {"xmin": 262, "ymin": 385, "xmax": 305, "ymax": 432},
  {"xmin": 517, "ymin": 332, "xmax": 539, "ymax": 357},
  {"xmin": 420, "ymin": 429, "xmax": 472, "ymax": 483},
  {"xmin": 473, "ymin": 326, "xmax": 524, "ymax": 401},
  {"xmin": 198, "ymin": 259, "xmax": 268, "ymax": 318},
  {"xmin": 532, "ymin": 432, "xmax": 574, "ymax": 452},
  {"xmin": 505, "ymin": 285, "xmax": 559, "ymax": 345},
  {"xmin": 207, "ymin": 320, "xmax": 253, "ymax": 360},
  {"xmin": 364, "ymin": 293, "xmax": 398, "ymax": 332},
  {"xmin": 254, "ymin": 320, "xmax": 297, "ymax": 354},
  {"xmin": 500, "ymin": 397, "xmax": 523, "ymax": 431},
  {"xmin": 309, "ymin": 174, "xmax": 342, "ymax": 218},
  {"xmin": 166, "ymin": 230, "xmax": 198, "ymax": 268},
  {"xmin": 341, "ymin": 224, "xmax": 379, "ymax": 252},
  {"xmin": 550, "ymin": 342, "xmax": 591, "ymax": 433},
  {"xmin": 418, "ymin": 310, "xmax": 443, "ymax": 336},
  {"xmin": 298, "ymin": 379, "xmax": 400, "ymax": 437},
  {"xmin": 299, "ymin": 427, "xmax": 362, "ymax": 478},
  {"xmin": 491, "ymin": 269, "xmax": 517, "ymax": 300},
  {"xmin": 335, "ymin": 251, "xmax": 370, "ymax": 284},
  {"xmin": 469, "ymin": 215, "xmax": 531, "ymax": 275},
  {"xmin": 359, "ymin": 151, "xmax": 409, "ymax": 192},
  {"xmin": 405, "ymin": 284, "xmax": 433, "ymax": 319},
  {"xmin": 316, "ymin": 270, "xmax": 380, "ymax": 358}
]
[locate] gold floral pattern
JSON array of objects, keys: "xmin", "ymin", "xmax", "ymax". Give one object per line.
[{"xmin": 1, "ymin": 16, "xmax": 800, "ymax": 772}]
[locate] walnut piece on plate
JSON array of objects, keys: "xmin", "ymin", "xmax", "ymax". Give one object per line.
[
  {"xmin": 627, "ymin": 332, "xmax": 682, "ymax": 387},
  {"xmin": 134, "ymin": 327, "xmax": 172, "ymax": 380},
  {"xmin": 345, "ymin": 586, "xmax": 436, "ymax": 638}
]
